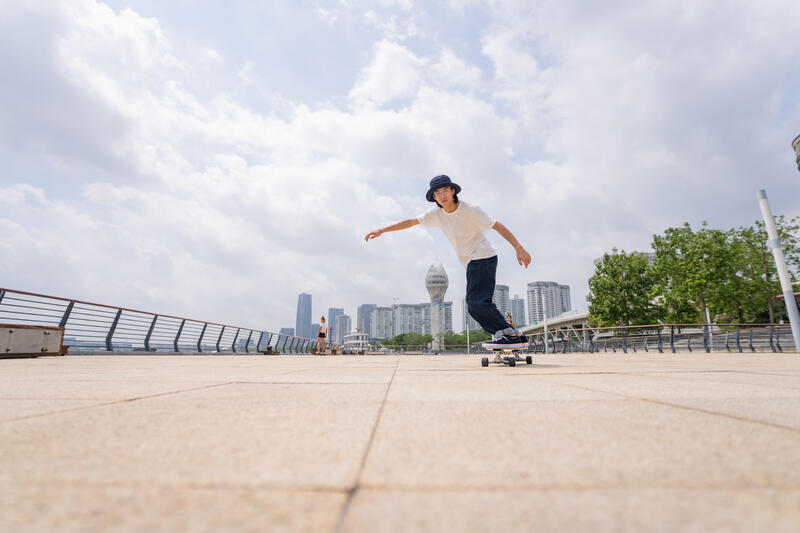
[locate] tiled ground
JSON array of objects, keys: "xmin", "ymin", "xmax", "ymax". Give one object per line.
[{"xmin": 2, "ymin": 352, "xmax": 799, "ymax": 532}]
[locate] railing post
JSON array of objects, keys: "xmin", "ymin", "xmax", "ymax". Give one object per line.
[
  {"xmin": 769, "ymin": 326, "xmax": 775, "ymax": 353},
  {"xmin": 174, "ymin": 319, "xmax": 185, "ymax": 352},
  {"xmin": 776, "ymin": 328, "xmax": 783, "ymax": 352},
  {"xmin": 670, "ymin": 326, "xmax": 675, "ymax": 353},
  {"xmin": 231, "ymin": 328, "xmax": 240, "ymax": 353},
  {"xmin": 256, "ymin": 332, "xmax": 264, "ymax": 352},
  {"xmin": 144, "ymin": 315, "xmax": 158, "ymax": 352},
  {"xmin": 736, "ymin": 326, "xmax": 742, "ymax": 353},
  {"xmin": 748, "ymin": 329, "xmax": 755, "ymax": 352},
  {"xmin": 703, "ymin": 326, "xmax": 709, "ymax": 353},
  {"xmin": 622, "ymin": 332, "xmax": 627, "ymax": 354},
  {"xmin": 197, "ymin": 323, "xmax": 207, "ymax": 353},
  {"xmin": 216, "ymin": 326, "xmax": 225, "ymax": 353},
  {"xmin": 657, "ymin": 328, "xmax": 663, "ymax": 353},
  {"xmin": 244, "ymin": 330, "xmax": 252, "ymax": 354},
  {"xmin": 644, "ymin": 337, "xmax": 648, "ymax": 352},
  {"xmin": 725, "ymin": 331, "xmax": 730, "ymax": 352},
  {"xmin": 687, "ymin": 334, "xmax": 692, "ymax": 352},
  {"xmin": 59, "ymin": 301, "xmax": 75, "ymax": 328},
  {"xmin": 0, "ymin": 289, "xmax": 5, "ymax": 305},
  {"xmin": 106, "ymin": 309, "xmax": 122, "ymax": 352}
]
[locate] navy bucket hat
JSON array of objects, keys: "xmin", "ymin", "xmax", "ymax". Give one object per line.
[{"xmin": 425, "ymin": 175, "xmax": 462, "ymax": 202}]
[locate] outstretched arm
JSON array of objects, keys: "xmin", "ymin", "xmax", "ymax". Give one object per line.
[
  {"xmin": 364, "ymin": 218, "xmax": 420, "ymax": 242},
  {"xmin": 492, "ymin": 221, "xmax": 532, "ymax": 268}
]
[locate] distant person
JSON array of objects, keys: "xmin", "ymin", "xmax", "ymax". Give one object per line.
[
  {"xmin": 506, "ymin": 313, "xmax": 517, "ymax": 330},
  {"xmin": 316, "ymin": 317, "xmax": 327, "ymax": 355},
  {"xmin": 365, "ymin": 175, "xmax": 531, "ymax": 355}
]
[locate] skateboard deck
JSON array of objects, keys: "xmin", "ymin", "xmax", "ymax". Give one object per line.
[{"xmin": 481, "ymin": 347, "xmax": 532, "ymax": 367}]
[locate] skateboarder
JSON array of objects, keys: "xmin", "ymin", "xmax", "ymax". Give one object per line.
[
  {"xmin": 364, "ymin": 175, "xmax": 531, "ymax": 352},
  {"xmin": 316, "ymin": 317, "xmax": 327, "ymax": 355}
]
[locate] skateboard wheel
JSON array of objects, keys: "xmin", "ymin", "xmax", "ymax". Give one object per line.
[
  {"xmin": 526, "ymin": 356, "xmax": 532, "ymax": 365},
  {"xmin": 508, "ymin": 357, "xmax": 516, "ymax": 367},
  {"xmin": 481, "ymin": 357, "xmax": 489, "ymax": 367}
]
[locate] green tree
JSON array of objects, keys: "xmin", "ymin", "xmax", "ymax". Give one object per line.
[
  {"xmin": 651, "ymin": 223, "xmax": 739, "ymax": 325},
  {"xmin": 587, "ymin": 249, "xmax": 660, "ymax": 327},
  {"xmin": 733, "ymin": 216, "xmax": 800, "ymax": 323},
  {"xmin": 443, "ymin": 329, "xmax": 491, "ymax": 346},
  {"xmin": 381, "ymin": 332, "xmax": 432, "ymax": 346}
]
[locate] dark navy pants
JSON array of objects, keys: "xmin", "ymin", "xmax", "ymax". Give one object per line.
[{"xmin": 465, "ymin": 255, "xmax": 512, "ymax": 335}]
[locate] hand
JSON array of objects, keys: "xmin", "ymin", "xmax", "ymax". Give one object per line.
[
  {"xmin": 516, "ymin": 246, "xmax": 532, "ymax": 268},
  {"xmin": 364, "ymin": 229, "xmax": 383, "ymax": 242}
]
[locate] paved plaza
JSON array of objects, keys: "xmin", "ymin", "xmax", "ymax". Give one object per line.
[{"xmin": 2, "ymin": 352, "xmax": 800, "ymax": 532}]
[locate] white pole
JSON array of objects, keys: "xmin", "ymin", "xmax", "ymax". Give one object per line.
[
  {"xmin": 466, "ymin": 326, "xmax": 470, "ymax": 355},
  {"xmin": 704, "ymin": 307, "xmax": 714, "ymax": 351},
  {"xmin": 758, "ymin": 189, "xmax": 800, "ymax": 353},
  {"xmin": 542, "ymin": 292, "xmax": 548, "ymax": 354}
]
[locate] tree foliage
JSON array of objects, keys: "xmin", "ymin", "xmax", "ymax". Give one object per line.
[
  {"xmin": 588, "ymin": 217, "xmax": 799, "ymax": 326},
  {"xmin": 587, "ymin": 249, "xmax": 660, "ymax": 327}
]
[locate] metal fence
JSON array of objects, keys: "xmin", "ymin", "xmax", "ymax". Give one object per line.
[
  {"xmin": 526, "ymin": 324, "xmax": 797, "ymax": 354},
  {"xmin": 0, "ymin": 288, "xmax": 316, "ymax": 355}
]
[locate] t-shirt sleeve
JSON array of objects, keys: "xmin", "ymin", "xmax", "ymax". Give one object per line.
[
  {"xmin": 471, "ymin": 205, "xmax": 496, "ymax": 233},
  {"xmin": 416, "ymin": 207, "xmax": 440, "ymax": 227}
]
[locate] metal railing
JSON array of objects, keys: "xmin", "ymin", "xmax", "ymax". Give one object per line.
[
  {"xmin": 526, "ymin": 323, "xmax": 797, "ymax": 354},
  {"xmin": 0, "ymin": 288, "xmax": 315, "ymax": 355}
]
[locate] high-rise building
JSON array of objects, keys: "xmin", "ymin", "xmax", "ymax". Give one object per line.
[
  {"xmin": 334, "ymin": 314, "xmax": 351, "ymax": 345},
  {"xmin": 311, "ymin": 323, "xmax": 320, "ymax": 338},
  {"xmin": 357, "ymin": 304, "xmax": 376, "ymax": 334},
  {"xmin": 510, "ymin": 295, "xmax": 526, "ymax": 327},
  {"xmin": 462, "ymin": 299, "xmax": 481, "ymax": 332},
  {"xmin": 327, "ymin": 308, "xmax": 344, "ymax": 345},
  {"xmin": 280, "ymin": 327, "xmax": 294, "ymax": 336},
  {"xmin": 370, "ymin": 307, "xmax": 394, "ymax": 339},
  {"xmin": 393, "ymin": 304, "xmax": 423, "ymax": 336},
  {"xmin": 527, "ymin": 282, "xmax": 571, "ymax": 324},
  {"xmin": 444, "ymin": 301, "xmax": 453, "ymax": 333},
  {"xmin": 493, "ymin": 284, "xmax": 510, "ymax": 317},
  {"xmin": 295, "ymin": 293, "xmax": 312, "ymax": 339}
]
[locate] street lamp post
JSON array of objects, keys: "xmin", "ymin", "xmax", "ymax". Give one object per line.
[{"xmin": 758, "ymin": 189, "xmax": 800, "ymax": 353}]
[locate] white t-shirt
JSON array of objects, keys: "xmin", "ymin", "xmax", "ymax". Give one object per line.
[
  {"xmin": 416, "ymin": 200, "xmax": 497, "ymax": 267},
  {"xmin": 319, "ymin": 324, "xmax": 327, "ymax": 334}
]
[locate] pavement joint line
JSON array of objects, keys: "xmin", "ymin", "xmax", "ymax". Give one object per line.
[
  {"xmin": 335, "ymin": 358, "xmax": 400, "ymax": 533},
  {"xmin": 7, "ymin": 478, "xmax": 797, "ymax": 493},
  {"xmin": 559, "ymin": 381, "xmax": 800, "ymax": 434},
  {"xmin": 0, "ymin": 382, "xmax": 238, "ymax": 424}
]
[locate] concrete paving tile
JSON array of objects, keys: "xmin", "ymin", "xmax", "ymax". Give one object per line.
[
  {"xmin": 0, "ymin": 481, "xmax": 345, "ymax": 533},
  {"xmin": 343, "ymin": 489, "xmax": 800, "ymax": 533},
  {"xmin": 655, "ymin": 397, "xmax": 800, "ymax": 431},
  {"xmin": 0, "ymin": 380, "xmax": 228, "ymax": 400},
  {"xmin": 550, "ymin": 373, "xmax": 800, "ymax": 400},
  {"xmin": 0, "ymin": 383, "xmax": 386, "ymax": 489},
  {"xmin": 361, "ymin": 400, "xmax": 800, "ymax": 489},
  {"xmin": 631, "ymin": 371, "xmax": 800, "ymax": 391},
  {"xmin": 387, "ymin": 372, "xmax": 618, "ymax": 402},
  {"xmin": 0, "ymin": 399, "xmax": 107, "ymax": 421}
]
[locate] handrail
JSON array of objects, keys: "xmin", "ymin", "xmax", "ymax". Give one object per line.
[{"xmin": 0, "ymin": 288, "xmax": 315, "ymax": 355}]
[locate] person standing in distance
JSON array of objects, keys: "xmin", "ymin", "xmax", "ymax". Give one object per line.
[
  {"xmin": 364, "ymin": 175, "xmax": 531, "ymax": 349},
  {"xmin": 316, "ymin": 316, "xmax": 327, "ymax": 355}
]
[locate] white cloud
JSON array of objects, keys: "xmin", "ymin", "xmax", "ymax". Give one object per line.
[{"xmin": 349, "ymin": 40, "xmax": 427, "ymax": 106}]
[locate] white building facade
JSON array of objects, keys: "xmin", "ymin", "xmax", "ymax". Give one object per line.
[{"xmin": 527, "ymin": 281, "xmax": 572, "ymax": 325}]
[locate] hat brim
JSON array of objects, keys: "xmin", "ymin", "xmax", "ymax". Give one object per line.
[{"xmin": 426, "ymin": 183, "xmax": 462, "ymax": 202}]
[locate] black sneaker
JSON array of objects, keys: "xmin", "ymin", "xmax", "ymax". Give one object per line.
[{"xmin": 482, "ymin": 335, "xmax": 528, "ymax": 349}]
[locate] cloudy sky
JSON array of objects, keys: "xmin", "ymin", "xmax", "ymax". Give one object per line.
[{"xmin": 2, "ymin": 0, "xmax": 799, "ymax": 334}]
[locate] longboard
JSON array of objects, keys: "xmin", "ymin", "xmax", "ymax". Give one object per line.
[{"xmin": 481, "ymin": 347, "xmax": 532, "ymax": 367}]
